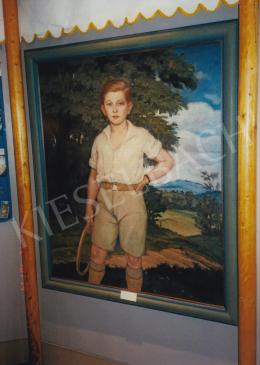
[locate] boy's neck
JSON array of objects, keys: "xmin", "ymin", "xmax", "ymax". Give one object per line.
[{"xmin": 109, "ymin": 120, "xmax": 128, "ymax": 133}]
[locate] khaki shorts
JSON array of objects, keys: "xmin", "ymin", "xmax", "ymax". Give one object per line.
[{"xmin": 92, "ymin": 188, "xmax": 148, "ymax": 257}]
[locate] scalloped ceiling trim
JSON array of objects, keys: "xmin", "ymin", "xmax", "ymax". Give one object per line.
[{"xmin": 18, "ymin": 0, "xmax": 238, "ymax": 44}]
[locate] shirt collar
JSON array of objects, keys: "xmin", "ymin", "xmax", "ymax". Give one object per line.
[{"xmin": 102, "ymin": 120, "xmax": 137, "ymax": 140}]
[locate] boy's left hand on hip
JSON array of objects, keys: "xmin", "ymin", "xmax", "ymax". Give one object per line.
[{"xmin": 135, "ymin": 175, "xmax": 149, "ymax": 192}]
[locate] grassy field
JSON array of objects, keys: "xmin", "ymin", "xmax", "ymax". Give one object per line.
[
  {"xmin": 156, "ymin": 209, "xmax": 201, "ymax": 236},
  {"xmin": 146, "ymin": 224, "xmax": 223, "ymax": 265}
]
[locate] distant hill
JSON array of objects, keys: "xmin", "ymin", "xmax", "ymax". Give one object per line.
[{"xmin": 154, "ymin": 179, "xmax": 208, "ymax": 195}]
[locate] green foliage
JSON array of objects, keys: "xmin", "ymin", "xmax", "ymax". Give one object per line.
[
  {"xmin": 144, "ymin": 186, "xmax": 168, "ymax": 225},
  {"xmin": 195, "ymin": 195, "xmax": 223, "ymax": 236},
  {"xmin": 161, "ymin": 190, "xmax": 197, "ymax": 210},
  {"xmin": 195, "ymin": 171, "xmax": 223, "ymax": 236},
  {"xmin": 201, "ymin": 171, "xmax": 220, "ymax": 191}
]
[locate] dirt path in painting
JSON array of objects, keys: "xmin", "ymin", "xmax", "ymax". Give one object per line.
[{"xmin": 107, "ymin": 248, "xmax": 222, "ymax": 271}]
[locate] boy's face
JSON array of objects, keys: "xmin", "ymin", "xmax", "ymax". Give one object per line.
[{"xmin": 101, "ymin": 91, "xmax": 133, "ymax": 126}]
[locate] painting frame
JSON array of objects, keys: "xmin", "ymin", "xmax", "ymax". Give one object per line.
[{"xmin": 24, "ymin": 20, "xmax": 238, "ymax": 324}]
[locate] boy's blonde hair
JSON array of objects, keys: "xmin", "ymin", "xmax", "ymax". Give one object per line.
[{"xmin": 100, "ymin": 79, "xmax": 132, "ymax": 104}]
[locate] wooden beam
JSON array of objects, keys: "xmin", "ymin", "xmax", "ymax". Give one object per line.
[
  {"xmin": 2, "ymin": 1, "xmax": 43, "ymax": 364},
  {"xmin": 238, "ymin": 1, "xmax": 258, "ymax": 365}
]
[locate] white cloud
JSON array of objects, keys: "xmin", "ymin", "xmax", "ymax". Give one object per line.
[
  {"xmin": 156, "ymin": 147, "xmax": 222, "ymax": 186},
  {"xmin": 195, "ymin": 71, "xmax": 210, "ymax": 81},
  {"xmin": 169, "ymin": 102, "xmax": 222, "ymax": 136},
  {"xmin": 156, "ymin": 103, "xmax": 223, "ymax": 185},
  {"xmin": 204, "ymin": 93, "xmax": 221, "ymax": 105},
  {"xmin": 171, "ymin": 129, "xmax": 222, "ymax": 183},
  {"xmin": 178, "ymin": 130, "xmax": 221, "ymax": 155}
]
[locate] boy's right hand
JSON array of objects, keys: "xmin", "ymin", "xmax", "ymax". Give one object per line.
[{"xmin": 85, "ymin": 204, "xmax": 95, "ymax": 233}]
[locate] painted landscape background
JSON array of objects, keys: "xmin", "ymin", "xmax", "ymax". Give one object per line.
[{"xmin": 39, "ymin": 42, "xmax": 224, "ymax": 305}]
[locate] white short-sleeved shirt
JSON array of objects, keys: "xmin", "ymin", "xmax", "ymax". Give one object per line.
[{"xmin": 89, "ymin": 120, "xmax": 162, "ymax": 184}]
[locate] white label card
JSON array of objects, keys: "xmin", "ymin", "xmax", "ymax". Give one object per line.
[{"xmin": 120, "ymin": 290, "xmax": 137, "ymax": 302}]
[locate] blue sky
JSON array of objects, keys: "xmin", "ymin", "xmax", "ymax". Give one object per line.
[
  {"xmin": 175, "ymin": 42, "xmax": 222, "ymax": 111},
  {"xmin": 159, "ymin": 42, "xmax": 223, "ymax": 187}
]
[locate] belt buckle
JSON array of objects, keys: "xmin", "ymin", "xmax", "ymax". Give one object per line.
[{"xmin": 112, "ymin": 183, "xmax": 118, "ymax": 191}]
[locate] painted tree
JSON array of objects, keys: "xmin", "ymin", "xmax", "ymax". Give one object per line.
[
  {"xmin": 144, "ymin": 186, "xmax": 168, "ymax": 226},
  {"xmin": 195, "ymin": 171, "xmax": 223, "ymax": 236}
]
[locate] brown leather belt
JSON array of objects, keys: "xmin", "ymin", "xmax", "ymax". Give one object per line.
[{"xmin": 101, "ymin": 182, "xmax": 139, "ymax": 191}]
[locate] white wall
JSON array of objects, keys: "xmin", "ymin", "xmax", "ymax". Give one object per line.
[
  {"xmin": 0, "ymin": 223, "xmax": 27, "ymax": 342},
  {"xmin": 41, "ymin": 291, "xmax": 237, "ymax": 365},
  {"xmin": 0, "ymin": 47, "xmax": 27, "ymax": 342}
]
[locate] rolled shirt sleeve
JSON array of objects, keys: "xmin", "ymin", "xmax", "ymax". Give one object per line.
[
  {"xmin": 142, "ymin": 129, "xmax": 162, "ymax": 159},
  {"xmin": 89, "ymin": 138, "xmax": 98, "ymax": 169}
]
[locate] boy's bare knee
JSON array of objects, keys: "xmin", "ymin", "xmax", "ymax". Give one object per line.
[
  {"xmin": 126, "ymin": 254, "xmax": 142, "ymax": 268},
  {"xmin": 91, "ymin": 243, "xmax": 107, "ymax": 264}
]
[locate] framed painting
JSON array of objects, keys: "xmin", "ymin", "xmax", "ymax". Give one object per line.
[{"xmin": 24, "ymin": 20, "xmax": 238, "ymax": 323}]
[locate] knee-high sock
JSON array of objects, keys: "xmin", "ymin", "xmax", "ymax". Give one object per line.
[
  {"xmin": 126, "ymin": 265, "xmax": 143, "ymax": 292},
  {"xmin": 88, "ymin": 261, "xmax": 105, "ymax": 285}
]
